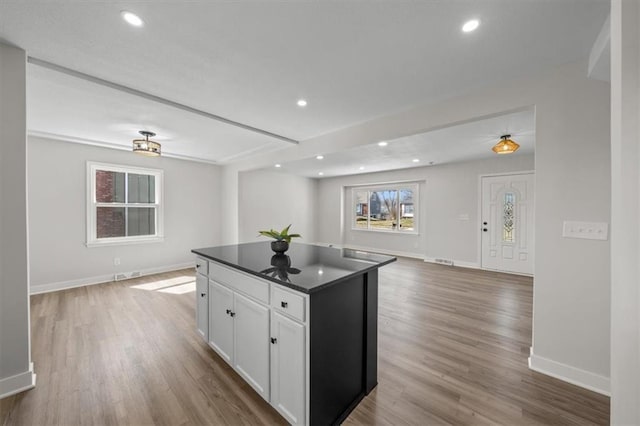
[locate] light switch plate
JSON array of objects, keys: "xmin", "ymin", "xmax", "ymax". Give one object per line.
[{"xmin": 562, "ymin": 221, "xmax": 608, "ymax": 241}]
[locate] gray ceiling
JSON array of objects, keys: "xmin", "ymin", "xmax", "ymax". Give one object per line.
[{"xmin": 0, "ymin": 1, "xmax": 608, "ymax": 168}]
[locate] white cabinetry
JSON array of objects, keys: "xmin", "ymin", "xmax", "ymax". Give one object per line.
[
  {"xmin": 195, "ymin": 258, "xmax": 209, "ymax": 341},
  {"xmin": 271, "ymin": 311, "xmax": 306, "ymax": 425},
  {"xmin": 208, "ymin": 280, "xmax": 234, "ymax": 363},
  {"xmin": 197, "ymin": 259, "xmax": 308, "ymax": 424},
  {"xmin": 234, "ymin": 293, "xmax": 270, "ymax": 399},
  {"xmin": 206, "ymin": 262, "xmax": 274, "ymax": 403}
]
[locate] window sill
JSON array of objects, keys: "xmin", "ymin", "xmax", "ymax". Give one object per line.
[
  {"xmin": 86, "ymin": 236, "xmax": 165, "ymax": 248},
  {"xmin": 351, "ymin": 228, "xmax": 419, "ymax": 236}
]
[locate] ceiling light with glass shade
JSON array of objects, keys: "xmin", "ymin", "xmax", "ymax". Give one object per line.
[
  {"xmin": 132, "ymin": 130, "xmax": 161, "ymax": 156},
  {"xmin": 492, "ymin": 134, "xmax": 520, "ymax": 154}
]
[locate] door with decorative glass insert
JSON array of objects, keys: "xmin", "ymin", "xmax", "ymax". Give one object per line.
[{"xmin": 481, "ymin": 173, "xmax": 534, "ymax": 275}]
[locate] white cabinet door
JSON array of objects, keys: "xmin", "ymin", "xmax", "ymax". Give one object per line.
[
  {"xmin": 208, "ymin": 280, "xmax": 234, "ymax": 364},
  {"xmin": 234, "ymin": 292, "xmax": 270, "ymax": 401},
  {"xmin": 196, "ymin": 273, "xmax": 208, "ymax": 341},
  {"xmin": 271, "ymin": 312, "xmax": 305, "ymax": 425}
]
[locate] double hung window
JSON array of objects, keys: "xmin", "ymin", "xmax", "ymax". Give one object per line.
[{"xmin": 87, "ymin": 162, "xmax": 163, "ymax": 246}]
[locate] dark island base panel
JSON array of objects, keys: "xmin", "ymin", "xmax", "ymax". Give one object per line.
[{"xmin": 310, "ymin": 270, "xmax": 378, "ymax": 425}]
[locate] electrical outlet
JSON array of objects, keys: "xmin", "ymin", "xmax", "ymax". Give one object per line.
[
  {"xmin": 114, "ymin": 257, "xmax": 121, "ymax": 266},
  {"xmin": 562, "ymin": 221, "xmax": 608, "ymax": 241}
]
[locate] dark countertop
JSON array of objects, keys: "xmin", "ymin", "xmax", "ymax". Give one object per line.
[{"xmin": 192, "ymin": 242, "xmax": 396, "ymax": 294}]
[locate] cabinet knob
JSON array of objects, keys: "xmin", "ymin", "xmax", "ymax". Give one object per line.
[
  {"xmin": 281, "ymin": 301, "xmax": 288, "ymax": 308},
  {"xmin": 483, "ymin": 228, "xmax": 488, "ymax": 232},
  {"xmin": 270, "ymin": 337, "xmax": 277, "ymax": 344},
  {"xmin": 196, "ymin": 264, "xmax": 201, "ymax": 268},
  {"xmin": 200, "ymin": 293, "xmax": 206, "ymax": 298}
]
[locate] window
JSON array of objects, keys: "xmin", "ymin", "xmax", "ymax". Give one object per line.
[
  {"xmin": 87, "ymin": 162, "xmax": 163, "ymax": 246},
  {"xmin": 352, "ymin": 183, "xmax": 418, "ymax": 233}
]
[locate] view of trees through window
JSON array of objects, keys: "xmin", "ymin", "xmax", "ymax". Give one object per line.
[{"xmin": 354, "ymin": 186, "xmax": 416, "ymax": 232}]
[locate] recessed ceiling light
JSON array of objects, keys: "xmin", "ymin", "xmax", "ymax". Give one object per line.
[
  {"xmin": 121, "ymin": 11, "xmax": 144, "ymax": 27},
  {"xmin": 297, "ymin": 99, "xmax": 308, "ymax": 107},
  {"xmin": 359, "ymin": 166, "xmax": 365, "ymax": 170},
  {"xmin": 318, "ymin": 172, "xmax": 324, "ymax": 176},
  {"xmin": 316, "ymin": 155, "xmax": 324, "ymax": 160},
  {"xmin": 275, "ymin": 164, "xmax": 281, "ymax": 168},
  {"xmin": 412, "ymin": 159, "xmax": 420, "ymax": 163},
  {"xmin": 378, "ymin": 141, "xmax": 388, "ymax": 147},
  {"xmin": 462, "ymin": 19, "xmax": 480, "ymax": 33}
]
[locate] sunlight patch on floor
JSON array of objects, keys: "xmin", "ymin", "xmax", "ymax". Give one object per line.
[
  {"xmin": 130, "ymin": 276, "xmax": 195, "ymax": 291},
  {"xmin": 158, "ymin": 281, "xmax": 196, "ymax": 294}
]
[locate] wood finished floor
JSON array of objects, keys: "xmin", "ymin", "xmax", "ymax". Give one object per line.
[{"xmin": 1, "ymin": 257, "xmax": 609, "ymax": 425}]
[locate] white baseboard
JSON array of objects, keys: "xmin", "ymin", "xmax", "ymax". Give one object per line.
[
  {"xmin": 423, "ymin": 256, "xmax": 481, "ymax": 269},
  {"xmin": 0, "ymin": 362, "xmax": 36, "ymax": 399},
  {"xmin": 528, "ymin": 349, "xmax": 610, "ymax": 396},
  {"xmin": 30, "ymin": 262, "xmax": 195, "ymax": 295},
  {"xmin": 341, "ymin": 244, "xmax": 424, "ymax": 260}
]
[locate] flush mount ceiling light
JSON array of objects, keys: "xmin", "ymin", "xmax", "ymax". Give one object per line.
[
  {"xmin": 297, "ymin": 99, "xmax": 308, "ymax": 107},
  {"xmin": 492, "ymin": 134, "xmax": 520, "ymax": 154},
  {"xmin": 275, "ymin": 164, "xmax": 282, "ymax": 168},
  {"xmin": 121, "ymin": 11, "xmax": 144, "ymax": 27},
  {"xmin": 462, "ymin": 19, "xmax": 480, "ymax": 33},
  {"xmin": 132, "ymin": 130, "xmax": 161, "ymax": 156},
  {"xmin": 318, "ymin": 172, "xmax": 324, "ymax": 176},
  {"xmin": 359, "ymin": 166, "xmax": 365, "ymax": 170},
  {"xmin": 412, "ymin": 158, "xmax": 420, "ymax": 163},
  {"xmin": 378, "ymin": 141, "xmax": 388, "ymax": 147},
  {"xmin": 316, "ymin": 155, "xmax": 324, "ymax": 160}
]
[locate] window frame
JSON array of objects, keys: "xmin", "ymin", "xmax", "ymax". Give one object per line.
[
  {"xmin": 351, "ymin": 182, "xmax": 419, "ymax": 234},
  {"xmin": 86, "ymin": 161, "xmax": 164, "ymax": 247}
]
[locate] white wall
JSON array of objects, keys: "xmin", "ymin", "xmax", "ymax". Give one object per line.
[
  {"xmin": 610, "ymin": 0, "xmax": 640, "ymax": 423},
  {"xmin": 27, "ymin": 136, "xmax": 222, "ymax": 293},
  {"xmin": 238, "ymin": 169, "xmax": 317, "ymax": 244},
  {"xmin": 0, "ymin": 43, "xmax": 35, "ymax": 398},
  {"xmin": 317, "ymin": 154, "xmax": 535, "ymax": 263}
]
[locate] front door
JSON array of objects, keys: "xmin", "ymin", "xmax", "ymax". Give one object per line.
[{"xmin": 481, "ymin": 173, "xmax": 534, "ymax": 275}]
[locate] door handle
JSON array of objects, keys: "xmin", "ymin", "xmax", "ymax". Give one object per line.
[
  {"xmin": 200, "ymin": 293, "xmax": 206, "ymax": 298},
  {"xmin": 226, "ymin": 309, "xmax": 231, "ymax": 315},
  {"xmin": 281, "ymin": 301, "xmax": 288, "ymax": 308},
  {"xmin": 271, "ymin": 337, "xmax": 277, "ymax": 344}
]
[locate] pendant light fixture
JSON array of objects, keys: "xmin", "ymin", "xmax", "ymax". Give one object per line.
[
  {"xmin": 492, "ymin": 134, "xmax": 520, "ymax": 154},
  {"xmin": 132, "ymin": 130, "xmax": 161, "ymax": 156}
]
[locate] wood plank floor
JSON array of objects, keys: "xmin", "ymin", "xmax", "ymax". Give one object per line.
[{"xmin": 1, "ymin": 257, "xmax": 609, "ymax": 425}]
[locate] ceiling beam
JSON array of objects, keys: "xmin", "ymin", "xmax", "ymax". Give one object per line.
[{"xmin": 27, "ymin": 57, "xmax": 299, "ymax": 145}]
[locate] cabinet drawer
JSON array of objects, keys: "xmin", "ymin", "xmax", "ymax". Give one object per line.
[
  {"xmin": 209, "ymin": 261, "xmax": 269, "ymax": 304},
  {"xmin": 195, "ymin": 258, "xmax": 208, "ymax": 275},
  {"xmin": 272, "ymin": 286, "xmax": 305, "ymax": 322}
]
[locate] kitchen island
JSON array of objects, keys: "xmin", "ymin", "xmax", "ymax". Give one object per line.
[{"xmin": 192, "ymin": 242, "xmax": 396, "ymax": 425}]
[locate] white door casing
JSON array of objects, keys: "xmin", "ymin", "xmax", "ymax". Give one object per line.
[{"xmin": 481, "ymin": 173, "xmax": 534, "ymax": 275}]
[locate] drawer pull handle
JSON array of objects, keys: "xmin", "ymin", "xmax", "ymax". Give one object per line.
[
  {"xmin": 281, "ymin": 301, "xmax": 288, "ymax": 308},
  {"xmin": 271, "ymin": 337, "xmax": 277, "ymax": 344},
  {"xmin": 200, "ymin": 293, "xmax": 206, "ymax": 298}
]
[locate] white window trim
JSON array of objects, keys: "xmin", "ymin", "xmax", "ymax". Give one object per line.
[
  {"xmin": 86, "ymin": 161, "xmax": 164, "ymax": 247},
  {"xmin": 351, "ymin": 182, "xmax": 419, "ymax": 235}
]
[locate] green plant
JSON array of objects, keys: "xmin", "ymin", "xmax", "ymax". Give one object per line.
[{"xmin": 258, "ymin": 224, "xmax": 302, "ymax": 244}]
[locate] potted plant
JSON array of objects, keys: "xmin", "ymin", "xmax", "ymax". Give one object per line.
[{"xmin": 258, "ymin": 224, "xmax": 302, "ymax": 254}]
